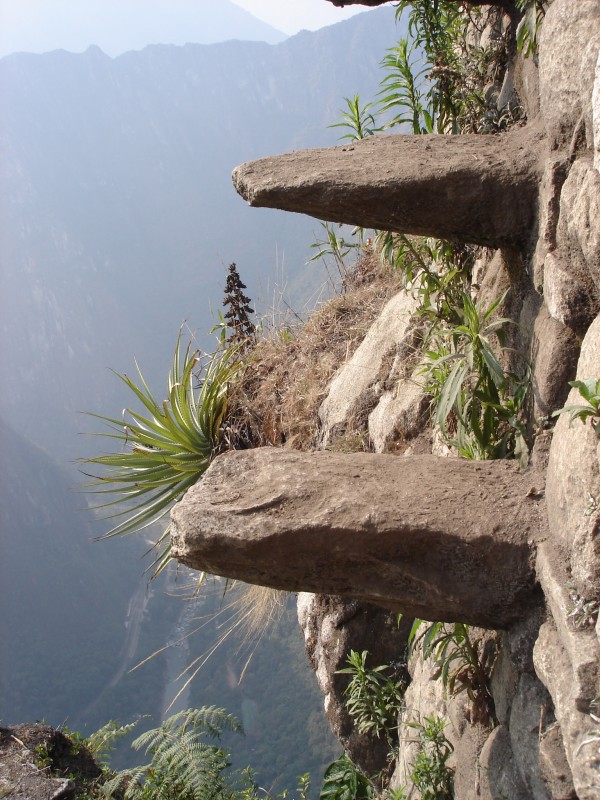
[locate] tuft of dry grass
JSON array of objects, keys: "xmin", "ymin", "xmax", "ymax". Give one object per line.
[{"xmin": 226, "ymin": 251, "xmax": 404, "ymax": 451}]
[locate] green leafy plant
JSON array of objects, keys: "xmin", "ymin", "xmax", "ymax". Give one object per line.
[
  {"xmin": 320, "ymin": 652, "xmax": 455, "ymax": 800},
  {"xmin": 419, "ymin": 291, "xmax": 529, "ymax": 463},
  {"xmin": 82, "ymin": 332, "xmax": 244, "ymax": 575},
  {"xmin": 379, "ymin": 38, "xmax": 432, "ymax": 134},
  {"xmin": 552, "ymin": 378, "xmax": 600, "ymax": 436},
  {"xmin": 407, "ymin": 620, "xmax": 496, "ymax": 724},
  {"xmin": 396, "ymin": 716, "xmax": 454, "ymax": 800},
  {"xmin": 86, "ymin": 719, "xmax": 143, "ymax": 765},
  {"xmin": 103, "ymin": 707, "xmax": 243, "ymax": 800},
  {"xmin": 319, "ymin": 754, "xmax": 373, "ymax": 800},
  {"xmin": 308, "ymin": 221, "xmax": 365, "ymax": 284},
  {"xmin": 393, "ymin": 0, "xmax": 486, "ymax": 134},
  {"xmin": 319, "ymin": 718, "xmax": 454, "ymax": 800},
  {"xmin": 330, "ymin": 94, "xmax": 379, "ymax": 141},
  {"xmin": 516, "ymin": 0, "xmax": 550, "ymax": 57},
  {"xmin": 338, "ymin": 650, "xmax": 406, "ymax": 747}
]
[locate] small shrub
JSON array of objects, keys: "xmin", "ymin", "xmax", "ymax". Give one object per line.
[
  {"xmin": 338, "ymin": 650, "xmax": 406, "ymax": 747},
  {"xmin": 567, "ymin": 585, "xmax": 600, "ymax": 630},
  {"xmin": 319, "ymin": 755, "xmax": 373, "ymax": 800},
  {"xmin": 397, "ymin": 716, "xmax": 454, "ymax": 800},
  {"xmin": 419, "ymin": 291, "xmax": 530, "ymax": 464}
]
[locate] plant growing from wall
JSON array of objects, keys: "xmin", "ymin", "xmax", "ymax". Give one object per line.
[
  {"xmin": 82, "ymin": 331, "xmax": 244, "ymax": 575},
  {"xmin": 552, "ymin": 378, "xmax": 600, "ymax": 436},
  {"xmin": 419, "ymin": 291, "xmax": 529, "ymax": 463},
  {"xmin": 338, "ymin": 650, "xmax": 406, "ymax": 749},
  {"xmin": 395, "ymin": 716, "xmax": 454, "ymax": 800},
  {"xmin": 406, "ymin": 620, "xmax": 496, "ymax": 724},
  {"xmin": 567, "ymin": 584, "xmax": 600, "ymax": 630},
  {"xmin": 319, "ymin": 754, "xmax": 373, "ymax": 800},
  {"xmin": 319, "ymin": 718, "xmax": 454, "ymax": 800},
  {"xmin": 392, "ymin": 0, "xmax": 464, "ymax": 133},
  {"xmin": 516, "ymin": 0, "xmax": 551, "ymax": 57}
]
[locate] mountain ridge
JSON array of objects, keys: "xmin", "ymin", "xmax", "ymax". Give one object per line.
[
  {"xmin": 0, "ymin": 5, "xmax": 400, "ymax": 464},
  {"xmin": 0, "ymin": 0, "xmax": 287, "ymax": 59}
]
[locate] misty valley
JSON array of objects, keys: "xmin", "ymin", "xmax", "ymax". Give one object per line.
[{"xmin": 0, "ymin": 4, "xmax": 397, "ymax": 790}]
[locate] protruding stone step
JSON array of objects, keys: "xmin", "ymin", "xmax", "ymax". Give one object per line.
[
  {"xmin": 232, "ymin": 126, "xmax": 544, "ymax": 249},
  {"xmin": 171, "ymin": 448, "xmax": 546, "ymax": 628}
]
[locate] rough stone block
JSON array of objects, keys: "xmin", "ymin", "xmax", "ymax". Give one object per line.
[
  {"xmin": 546, "ymin": 314, "xmax": 600, "ymax": 593},
  {"xmin": 533, "ymin": 623, "xmax": 600, "ymax": 799},
  {"xmin": 538, "ymin": 0, "xmax": 600, "ymax": 149},
  {"xmin": 367, "ymin": 375, "xmax": 428, "ymax": 453},
  {"xmin": 318, "ymin": 289, "xmax": 419, "ymax": 448},
  {"xmin": 171, "ymin": 448, "xmax": 545, "ymax": 628},
  {"xmin": 479, "ymin": 725, "xmax": 530, "ymax": 800}
]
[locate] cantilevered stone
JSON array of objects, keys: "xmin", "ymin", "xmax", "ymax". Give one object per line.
[
  {"xmin": 171, "ymin": 448, "xmax": 546, "ymax": 629},
  {"xmin": 232, "ymin": 126, "xmax": 545, "ymax": 249}
]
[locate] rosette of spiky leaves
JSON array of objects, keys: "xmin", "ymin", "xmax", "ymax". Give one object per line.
[
  {"xmin": 103, "ymin": 707, "xmax": 242, "ymax": 800},
  {"xmin": 82, "ymin": 333, "xmax": 243, "ymax": 575}
]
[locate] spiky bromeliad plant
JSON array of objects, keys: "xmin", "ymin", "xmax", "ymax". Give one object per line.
[{"xmin": 82, "ymin": 332, "xmax": 244, "ymax": 575}]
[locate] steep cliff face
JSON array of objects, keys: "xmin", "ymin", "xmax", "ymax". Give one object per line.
[{"xmin": 172, "ymin": 1, "xmax": 600, "ymax": 797}]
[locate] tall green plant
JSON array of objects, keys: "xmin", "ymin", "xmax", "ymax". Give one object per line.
[
  {"xmin": 379, "ymin": 39, "xmax": 432, "ymax": 134},
  {"xmin": 397, "ymin": 717, "xmax": 454, "ymax": 800},
  {"xmin": 337, "ymin": 650, "xmax": 406, "ymax": 748},
  {"xmin": 81, "ymin": 332, "xmax": 244, "ymax": 574},
  {"xmin": 394, "ymin": 0, "xmax": 465, "ymax": 133},
  {"xmin": 330, "ymin": 94, "xmax": 379, "ymax": 141},
  {"xmin": 419, "ymin": 291, "xmax": 529, "ymax": 463}
]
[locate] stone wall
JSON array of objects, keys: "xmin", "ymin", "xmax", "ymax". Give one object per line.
[{"xmin": 297, "ymin": 3, "xmax": 600, "ymax": 796}]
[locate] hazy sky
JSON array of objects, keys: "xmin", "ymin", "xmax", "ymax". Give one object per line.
[
  {"xmin": 232, "ymin": 1, "xmax": 364, "ymax": 34},
  {"xmin": 0, "ymin": 0, "xmax": 368, "ymax": 58}
]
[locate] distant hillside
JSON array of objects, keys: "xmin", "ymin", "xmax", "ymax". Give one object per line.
[
  {"xmin": 0, "ymin": 6, "xmax": 400, "ymax": 465},
  {"xmin": 0, "ymin": 415, "xmax": 137, "ymax": 724},
  {"xmin": 0, "ymin": 6, "xmax": 398, "ymax": 782},
  {"xmin": 0, "ymin": 0, "xmax": 286, "ymax": 58}
]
